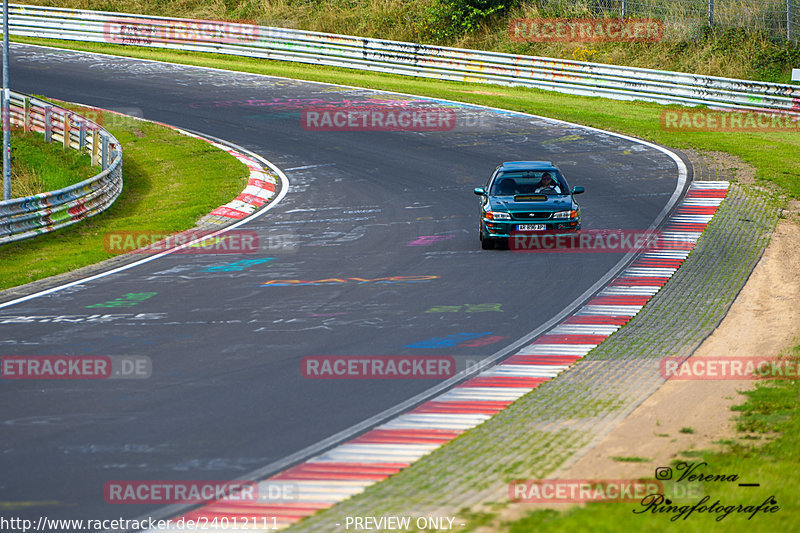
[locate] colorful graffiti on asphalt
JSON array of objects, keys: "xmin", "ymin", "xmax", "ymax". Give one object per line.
[
  {"xmin": 407, "ymin": 235, "xmax": 456, "ymax": 246},
  {"xmin": 86, "ymin": 293, "xmax": 157, "ymax": 308},
  {"xmin": 458, "ymin": 335, "xmax": 507, "ymax": 347},
  {"xmin": 204, "ymin": 258, "xmax": 274, "ymax": 272},
  {"xmin": 261, "ymin": 276, "xmax": 439, "ymax": 287},
  {"xmin": 405, "ymin": 332, "xmax": 506, "ymax": 349},
  {"xmin": 424, "ymin": 303, "xmax": 503, "ymax": 313},
  {"xmin": 0, "ymin": 313, "xmax": 166, "ymax": 324}
]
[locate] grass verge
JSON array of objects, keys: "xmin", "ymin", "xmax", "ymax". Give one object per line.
[
  {"xmin": 2, "ymin": 129, "xmax": 95, "ymax": 198},
  {"xmin": 506, "ymin": 348, "xmax": 800, "ymax": 533},
  {"xmin": 0, "ymin": 107, "xmax": 248, "ymax": 291}
]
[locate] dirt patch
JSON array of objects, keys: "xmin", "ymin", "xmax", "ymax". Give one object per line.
[
  {"xmin": 785, "ymin": 199, "xmax": 800, "ymax": 221},
  {"xmin": 475, "ymin": 213, "xmax": 800, "ymax": 531},
  {"xmin": 699, "ymin": 150, "xmax": 755, "ymax": 184},
  {"xmin": 701, "ymin": 149, "xmax": 787, "ymax": 200}
]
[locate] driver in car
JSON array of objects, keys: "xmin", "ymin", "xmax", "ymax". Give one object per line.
[{"xmin": 535, "ymin": 172, "xmax": 562, "ymax": 194}]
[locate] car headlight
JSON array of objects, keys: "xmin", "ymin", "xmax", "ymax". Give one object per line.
[
  {"xmin": 485, "ymin": 211, "xmax": 511, "ymax": 220},
  {"xmin": 552, "ymin": 210, "xmax": 578, "ymax": 219}
]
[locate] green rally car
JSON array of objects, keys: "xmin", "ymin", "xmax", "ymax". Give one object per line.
[{"xmin": 474, "ymin": 161, "xmax": 584, "ymax": 249}]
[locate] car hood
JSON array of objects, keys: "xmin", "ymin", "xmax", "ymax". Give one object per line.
[{"xmin": 488, "ymin": 196, "xmax": 574, "ymax": 212}]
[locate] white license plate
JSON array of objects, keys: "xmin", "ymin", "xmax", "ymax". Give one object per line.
[{"xmin": 517, "ymin": 224, "xmax": 547, "ymax": 231}]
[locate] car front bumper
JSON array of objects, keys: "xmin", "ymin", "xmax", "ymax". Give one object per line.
[{"xmin": 482, "ymin": 218, "xmax": 581, "ymax": 237}]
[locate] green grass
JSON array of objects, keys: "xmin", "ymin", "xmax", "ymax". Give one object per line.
[
  {"xmin": 11, "ymin": 36, "xmax": 800, "ymax": 202},
  {"xmin": 506, "ymin": 351, "xmax": 800, "ymax": 532},
  {"xmin": 611, "ymin": 456, "xmax": 652, "ymax": 463},
  {"xmin": 0, "ymin": 107, "xmax": 248, "ymax": 290},
  {"xmin": 2, "ymin": 130, "xmax": 95, "ymax": 198}
]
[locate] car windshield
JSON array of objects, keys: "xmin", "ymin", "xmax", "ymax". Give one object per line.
[{"xmin": 490, "ymin": 170, "xmax": 566, "ymax": 196}]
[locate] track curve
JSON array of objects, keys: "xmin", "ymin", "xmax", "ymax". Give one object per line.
[{"xmin": 1, "ymin": 44, "xmax": 687, "ymax": 522}]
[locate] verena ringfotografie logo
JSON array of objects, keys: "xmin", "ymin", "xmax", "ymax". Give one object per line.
[
  {"xmin": 1, "ymin": 356, "xmax": 151, "ymax": 379},
  {"xmin": 509, "ymin": 18, "xmax": 664, "ymax": 42},
  {"xmin": 104, "ymin": 230, "xmax": 259, "ymax": 254},
  {"xmin": 302, "ymin": 356, "xmax": 455, "ymax": 379},
  {"xmin": 510, "ymin": 230, "xmax": 691, "ymax": 253},
  {"xmin": 660, "ymin": 357, "xmax": 800, "ymax": 380},
  {"xmin": 301, "ymin": 106, "xmax": 457, "ymax": 131},
  {"xmin": 510, "ymin": 479, "xmax": 663, "ymax": 503},
  {"xmin": 104, "ymin": 19, "xmax": 261, "ymax": 45},
  {"xmin": 661, "ymin": 109, "xmax": 800, "ymax": 132}
]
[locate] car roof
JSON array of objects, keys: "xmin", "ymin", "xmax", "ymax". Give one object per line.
[{"xmin": 497, "ymin": 161, "xmax": 558, "ymax": 172}]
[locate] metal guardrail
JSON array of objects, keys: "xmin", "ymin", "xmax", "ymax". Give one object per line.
[
  {"xmin": 8, "ymin": 4, "xmax": 800, "ymax": 116},
  {"xmin": 0, "ymin": 90, "xmax": 123, "ymax": 244}
]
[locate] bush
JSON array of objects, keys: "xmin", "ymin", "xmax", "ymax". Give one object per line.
[{"xmin": 424, "ymin": 0, "xmax": 519, "ymax": 41}]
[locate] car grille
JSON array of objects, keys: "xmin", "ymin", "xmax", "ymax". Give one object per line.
[{"xmin": 512, "ymin": 212, "xmax": 551, "ymax": 220}]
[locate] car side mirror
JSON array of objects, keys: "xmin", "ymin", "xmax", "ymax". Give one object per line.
[
  {"xmin": 571, "ymin": 186, "xmax": 585, "ymax": 195},
  {"xmin": 474, "ymin": 187, "xmax": 486, "ymax": 196}
]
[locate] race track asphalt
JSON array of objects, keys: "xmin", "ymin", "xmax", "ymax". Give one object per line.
[{"xmin": 0, "ymin": 44, "xmax": 686, "ymax": 522}]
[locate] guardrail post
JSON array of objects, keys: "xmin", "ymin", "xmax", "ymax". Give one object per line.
[
  {"xmin": 1, "ymin": 88, "xmax": 7, "ymax": 202},
  {"xmin": 23, "ymin": 96, "xmax": 30, "ymax": 132},
  {"xmin": 708, "ymin": 0, "xmax": 714, "ymax": 27},
  {"xmin": 621, "ymin": 0, "xmax": 627, "ymax": 18},
  {"xmin": 78, "ymin": 120, "xmax": 86, "ymax": 151},
  {"xmin": 63, "ymin": 113, "xmax": 71, "ymax": 150},
  {"xmin": 44, "ymin": 107, "xmax": 52, "ymax": 143},
  {"xmin": 91, "ymin": 129, "xmax": 99, "ymax": 166},
  {"xmin": 101, "ymin": 133, "xmax": 109, "ymax": 170}
]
